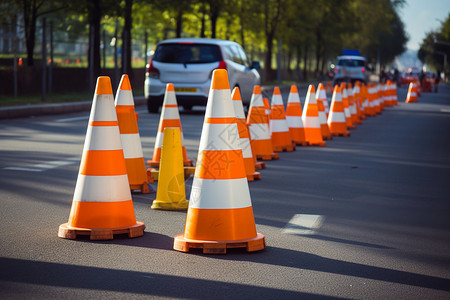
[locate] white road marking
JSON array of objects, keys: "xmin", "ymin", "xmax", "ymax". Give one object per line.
[
  {"xmin": 440, "ymin": 108, "xmax": 450, "ymax": 113},
  {"xmin": 4, "ymin": 157, "xmax": 80, "ymax": 172},
  {"xmin": 56, "ymin": 115, "xmax": 89, "ymax": 123},
  {"xmin": 283, "ymin": 214, "xmax": 325, "ymax": 235}
]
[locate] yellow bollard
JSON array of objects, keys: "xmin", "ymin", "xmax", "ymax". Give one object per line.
[{"xmin": 151, "ymin": 127, "xmax": 189, "ymax": 210}]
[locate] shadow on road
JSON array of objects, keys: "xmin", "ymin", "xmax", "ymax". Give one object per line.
[{"xmin": 0, "ymin": 257, "xmax": 339, "ymax": 299}]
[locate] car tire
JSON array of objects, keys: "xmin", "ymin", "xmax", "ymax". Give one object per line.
[{"xmin": 147, "ymin": 97, "xmax": 160, "ymax": 113}]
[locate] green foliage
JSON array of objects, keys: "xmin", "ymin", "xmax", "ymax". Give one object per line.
[{"xmin": 418, "ymin": 13, "xmax": 450, "ymax": 74}]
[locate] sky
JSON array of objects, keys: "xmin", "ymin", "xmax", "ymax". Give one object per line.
[{"xmin": 399, "ymin": 0, "xmax": 450, "ymax": 50}]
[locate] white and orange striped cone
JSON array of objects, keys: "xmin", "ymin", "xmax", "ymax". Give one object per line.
[
  {"xmin": 325, "ymin": 81, "xmax": 333, "ymax": 95},
  {"xmin": 58, "ymin": 76, "xmax": 145, "ymax": 240},
  {"xmin": 361, "ymin": 83, "xmax": 371, "ymax": 116},
  {"xmin": 115, "ymin": 74, "xmax": 154, "ymax": 194},
  {"xmin": 347, "ymin": 83, "xmax": 361, "ymax": 125},
  {"xmin": 353, "ymin": 81, "xmax": 366, "ymax": 120},
  {"xmin": 367, "ymin": 83, "xmax": 377, "ymax": 116},
  {"xmin": 340, "ymin": 82, "xmax": 354, "ymax": 129},
  {"xmin": 327, "ymin": 85, "xmax": 350, "ymax": 137},
  {"xmin": 270, "ymin": 87, "xmax": 295, "ymax": 152},
  {"xmin": 286, "ymin": 85, "xmax": 307, "ymax": 146},
  {"xmin": 173, "ymin": 69, "xmax": 266, "ymax": 254},
  {"xmin": 147, "ymin": 83, "xmax": 193, "ymax": 168},
  {"xmin": 405, "ymin": 82, "xmax": 418, "ymax": 103},
  {"xmin": 302, "ymin": 85, "xmax": 326, "ymax": 146},
  {"xmin": 247, "ymin": 86, "xmax": 279, "ymax": 160},
  {"xmin": 392, "ymin": 81, "xmax": 399, "ymax": 105},
  {"xmin": 316, "ymin": 83, "xmax": 332, "ymax": 140},
  {"xmin": 232, "ymin": 87, "xmax": 261, "ymax": 181},
  {"xmin": 373, "ymin": 83, "xmax": 382, "ymax": 114},
  {"xmin": 322, "ymin": 90, "xmax": 330, "ymax": 117},
  {"xmin": 263, "ymin": 97, "xmax": 271, "ymax": 126}
]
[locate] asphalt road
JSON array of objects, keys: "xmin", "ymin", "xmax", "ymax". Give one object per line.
[{"xmin": 0, "ymin": 84, "xmax": 449, "ymax": 299}]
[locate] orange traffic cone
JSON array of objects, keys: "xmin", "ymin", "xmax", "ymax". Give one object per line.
[
  {"xmin": 316, "ymin": 83, "xmax": 332, "ymax": 140},
  {"xmin": 340, "ymin": 82, "xmax": 354, "ymax": 129},
  {"xmin": 328, "ymin": 85, "xmax": 350, "ymax": 137},
  {"xmin": 263, "ymin": 97, "xmax": 271, "ymax": 125},
  {"xmin": 173, "ymin": 69, "xmax": 266, "ymax": 254},
  {"xmin": 405, "ymin": 82, "xmax": 418, "ymax": 103},
  {"xmin": 58, "ymin": 76, "xmax": 145, "ymax": 240},
  {"xmin": 302, "ymin": 85, "xmax": 326, "ymax": 146},
  {"xmin": 325, "ymin": 81, "xmax": 333, "ymax": 95},
  {"xmin": 147, "ymin": 83, "xmax": 193, "ymax": 168},
  {"xmin": 270, "ymin": 87, "xmax": 295, "ymax": 152},
  {"xmin": 373, "ymin": 83, "xmax": 382, "ymax": 114},
  {"xmin": 347, "ymin": 83, "xmax": 361, "ymax": 125},
  {"xmin": 353, "ymin": 81, "xmax": 366, "ymax": 120},
  {"xmin": 360, "ymin": 83, "xmax": 370, "ymax": 116},
  {"xmin": 367, "ymin": 83, "xmax": 377, "ymax": 116},
  {"xmin": 247, "ymin": 86, "xmax": 279, "ymax": 160},
  {"xmin": 115, "ymin": 74, "xmax": 153, "ymax": 194},
  {"xmin": 232, "ymin": 87, "xmax": 261, "ymax": 181},
  {"xmin": 286, "ymin": 85, "xmax": 307, "ymax": 146}
]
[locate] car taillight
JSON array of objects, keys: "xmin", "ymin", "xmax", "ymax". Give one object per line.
[
  {"xmin": 147, "ymin": 58, "xmax": 160, "ymax": 79},
  {"xmin": 334, "ymin": 67, "xmax": 338, "ymax": 73},
  {"xmin": 361, "ymin": 67, "xmax": 365, "ymax": 72},
  {"xmin": 217, "ymin": 60, "xmax": 227, "ymax": 70}
]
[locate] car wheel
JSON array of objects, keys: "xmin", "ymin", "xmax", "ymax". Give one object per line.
[{"xmin": 147, "ymin": 98, "xmax": 160, "ymax": 113}]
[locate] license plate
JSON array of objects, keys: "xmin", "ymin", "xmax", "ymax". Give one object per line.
[{"xmin": 175, "ymin": 87, "xmax": 197, "ymax": 93}]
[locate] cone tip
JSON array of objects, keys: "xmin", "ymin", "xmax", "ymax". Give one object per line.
[
  {"xmin": 273, "ymin": 86, "xmax": 281, "ymax": 95},
  {"xmin": 290, "ymin": 85, "xmax": 298, "ymax": 93},
  {"xmin": 95, "ymin": 76, "xmax": 113, "ymax": 95},
  {"xmin": 334, "ymin": 85, "xmax": 341, "ymax": 93},
  {"xmin": 308, "ymin": 84, "xmax": 316, "ymax": 93},
  {"xmin": 232, "ymin": 87, "xmax": 241, "ymax": 100},
  {"xmin": 119, "ymin": 74, "xmax": 132, "ymax": 90},
  {"xmin": 166, "ymin": 83, "xmax": 175, "ymax": 92},
  {"xmin": 317, "ymin": 83, "xmax": 324, "ymax": 90},
  {"xmin": 253, "ymin": 85, "xmax": 261, "ymax": 94},
  {"xmin": 211, "ymin": 69, "xmax": 230, "ymax": 90}
]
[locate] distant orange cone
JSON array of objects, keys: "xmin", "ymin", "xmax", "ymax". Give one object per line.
[
  {"xmin": 316, "ymin": 83, "xmax": 332, "ymax": 140},
  {"xmin": 115, "ymin": 74, "xmax": 153, "ymax": 194},
  {"xmin": 353, "ymin": 81, "xmax": 366, "ymax": 120},
  {"xmin": 270, "ymin": 87, "xmax": 295, "ymax": 152},
  {"xmin": 247, "ymin": 86, "xmax": 279, "ymax": 160},
  {"xmin": 361, "ymin": 83, "xmax": 371, "ymax": 116},
  {"xmin": 147, "ymin": 83, "xmax": 193, "ymax": 168},
  {"xmin": 173, "ymin": 69, "xmax": 266, "ymax": 254},
  {"xmin": 325, "ymin": 81, "xmax": 333, "ymax": 95},
  {"xmin": 232, "ymin": 87, "xmax": 261, "ymax": 181},
  {"xmin": 286, "ymin": 85, "xmax": 307, "ymax": 146},
  {"xmin": 302, "ymin": 85, "xmax": 326, "ymax": 146},
  {"xmin": 327, "ymin": 85, "xmax": 350, "ymax": 137},
  {"xmin": 373, "ymin": 83, "xmax": 382, "ymax": 114},
  {"xmin": 340, "ymin": 82, "xmax": 354, "ymax": 129},
  {"xmin": 347, "ymin": 83, "xmax": 361, "ymax": 125},
  {"xmin": 405, "ymin": 82, "xmax": 418, "ymax": 103},
  {"xmin": 367, "ymin": 83, "xmax": 377, "ymax": 116},
  {"xmin": 58, "ymin": 76, "xmax": 145, "ymax": 240}
]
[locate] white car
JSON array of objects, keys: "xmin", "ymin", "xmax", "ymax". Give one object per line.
[
  {"xmin": 144, "ymin": 38, "xmax": 261, "ymax": 113},
  {"xmin": 333, "ymin": 55, "xmax": 368, "ymax": 85}
]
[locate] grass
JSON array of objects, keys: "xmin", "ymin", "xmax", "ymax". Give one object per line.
[{"xmin": 0, "ymin": 89, "xmax": 144, "ymax": 107}]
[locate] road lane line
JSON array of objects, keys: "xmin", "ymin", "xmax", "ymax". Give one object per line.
[
  {"xmin": 283, "ymin": 214, "xmax": 325, "ymax": 235},
  {"xmin": 56, "ymin": 116, "xmax": 89, "ymax": 122},
  {"xmin": 4, "ymin": 157, "xmax": 80, "ymax": 172}
]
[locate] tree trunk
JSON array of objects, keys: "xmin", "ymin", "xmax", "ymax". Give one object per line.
[
  {"xmin": 88, "ymin": 0, "xmax": 101, "ymax": 80},
  {"xmin": 209, "ymin": 1, "xmax": 221, "ymax": 39},
  {"xmin": 315, "ymin": 30, "xmax": 322, "ymax": 77},
  {"xmin": 303, "ymin": 43, "xmax": 308, "ymax": 81},
  {"xmin": 175, "ymin": 9, "xmax": 183, "ymax": 38},
  {"xmin": 23, "ymin": 0, "xmax": 38, "ymax": 66},
  {"xmin": 265, "ymin": 33, "xmax": 274, "ymax": 82},
  {"xmin": 121, "ymin": 0, "xmax": 132, "ymax": 76},
  {"xmin": 200, "ymin": 3, "xmax": 206, "ymax": 38}
]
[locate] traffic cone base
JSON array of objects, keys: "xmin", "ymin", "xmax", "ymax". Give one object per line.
[
  {"xmin": 58, "ymin": 221, "xmax": 145, "ymax": 240},
  {"xmin": 288, "ymin": 127, "xmax": 307, "ymax": 146},
  {"xmin": 254, "ymin": 161, "xmax": 266, "ymax": 170},
  {"xmin": 174, "ymin": 232, "xmax": 266, "ymax": 254},
  {"xmin": 330, "ymin": 123, "xmax": 351, "ymax": 136}
]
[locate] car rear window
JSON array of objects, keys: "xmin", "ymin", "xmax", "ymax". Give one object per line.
[
  {"xmin": 337, "ymin": 59, "xmax": 365, "ymax": 67},
  {"xmin": 153, "ymin": 43, "xmax": 222, "ymax": 64}
]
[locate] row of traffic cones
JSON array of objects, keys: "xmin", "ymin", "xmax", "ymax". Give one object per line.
[{"xmin": 58, "ymin": 70, "xmax": 400, "ymax": 255}]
